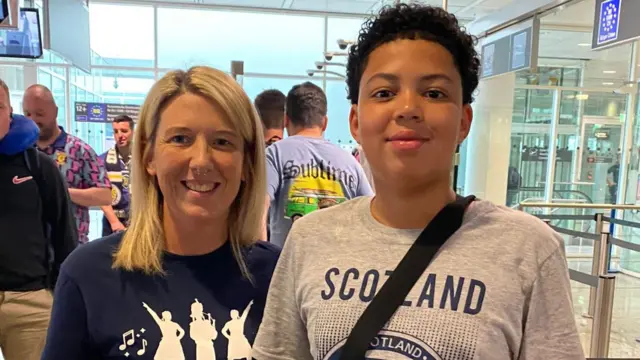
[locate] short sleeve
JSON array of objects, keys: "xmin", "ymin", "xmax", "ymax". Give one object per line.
[
  {"xmin": 518, "ymin": 245, "xmax": 585, "ymax": 360},
  {"xmin": 252, "ymin": 232, "xmax": 313, "ymax": 360},
  {"xmin": 265, "ymin": 145, "xmax": 280, "ymax": 201},
  {"xmin": 81, "ymin": 142, "xmax": 111, "ymax": 188}
]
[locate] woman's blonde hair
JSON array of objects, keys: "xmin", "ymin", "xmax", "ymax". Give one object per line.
[{"xmin": 113, "ymin": 66, "xmax": 266, "ymax": 277}]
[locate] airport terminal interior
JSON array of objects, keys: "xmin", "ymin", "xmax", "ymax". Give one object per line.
[{"xmin": 0, "ymin": 0, "xmax": 639, "ymax": 358}]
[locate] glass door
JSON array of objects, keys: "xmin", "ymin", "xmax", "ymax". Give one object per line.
[{"xmin": 576, "ymin": 116, "xmax": 623, "ymax": 204}]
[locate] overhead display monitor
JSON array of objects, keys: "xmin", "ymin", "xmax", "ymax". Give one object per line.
[
  {"xmin": 0, "ymin": 1, "xmax": 9, "ymax": 24},
  {"xmin": 0, "ymin": 0, "xmax": 18, "ymax": 30},
  {"xmin": 479, "ymin": 18, "xmax": 540, "ymax": 80},
  {"xmin": 0, "ymin": 8, "xmax": 42, "ymax": 59}
]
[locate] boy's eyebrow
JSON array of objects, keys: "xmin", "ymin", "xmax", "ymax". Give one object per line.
[{"xmin": 366, "ymin": 73, "xmax": 454, "ymax": 85}]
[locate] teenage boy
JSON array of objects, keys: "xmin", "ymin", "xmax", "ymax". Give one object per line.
[{"xmin": 253, "ymin": 4, "xmax": 584, "ymax": 360}]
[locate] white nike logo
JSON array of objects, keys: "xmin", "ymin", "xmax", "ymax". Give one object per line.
[{"xmin": 12, "ymin": 175, "xmax": 33, "ymax": 185}]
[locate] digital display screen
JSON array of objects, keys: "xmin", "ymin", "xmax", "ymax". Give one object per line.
[
  {"xmin": 0, "ymin": 8, "xmax": 43, "ymax": 59},
  {"xmin": 0, "ymin": 1, "xmax": 8, "ymax": 22}
]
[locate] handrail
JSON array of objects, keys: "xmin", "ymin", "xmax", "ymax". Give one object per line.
[
  {"xmin": 517, "ymin": 187, "xmax": 595, "ymax": 204},
  {"xmin": 518, "ymin": 202, "xmax": 640, "ymax": 210}
]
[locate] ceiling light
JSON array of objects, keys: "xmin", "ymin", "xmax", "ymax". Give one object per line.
[
  {"xmin": 578, "ymin": 43, "xmax": 591, "ymax": 47},
  {"xmin": 603, "ymin": 70, "xmax": 617, "ymax": 74},
  {"xmin": 603, "ymin": 82, "xmax": 614, "ymax": 85},
  {"xmin": 576, "ymin": 94, "xmax": 590, "ymax": 100}
]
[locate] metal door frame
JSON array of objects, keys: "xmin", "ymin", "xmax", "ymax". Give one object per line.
[{"xmin": 575, "ymin": 116, "xmax": 624, "ymax": 182}]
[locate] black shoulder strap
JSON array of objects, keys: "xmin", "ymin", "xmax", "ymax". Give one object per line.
[{"xmin": 339, "ymin": 195, "xmax": 476, "ymax": 359}]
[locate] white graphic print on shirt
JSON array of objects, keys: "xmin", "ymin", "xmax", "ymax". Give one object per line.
[
  {"xmin": 116, "ymin": 299, "xmax": 254, "ymax": 359},
  {"xmin": 315, "ymin": 270, "xmax": 483, "ymax": 360}
]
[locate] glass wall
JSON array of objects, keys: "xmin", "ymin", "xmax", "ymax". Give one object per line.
[
  {"xmin": 0, "ymin": 2, "xmax": 369, "ymax": 240},
  {"xmin": 492, "ymin": 0, "xmax": 640, "ymax": 355}
]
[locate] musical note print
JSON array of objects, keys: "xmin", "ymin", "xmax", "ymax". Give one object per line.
[
  {"xmin": 137, "ymin": 339, "xmax": 148, "ymax": 356},
  {"xmin": 119, "ymin": 329, "xmax": 136, "ymax": 351}
]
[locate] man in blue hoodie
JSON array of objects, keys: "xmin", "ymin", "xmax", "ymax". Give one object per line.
[{"xmin": 0, "ymin": 79, "xmax": 77, "ymax": 360}]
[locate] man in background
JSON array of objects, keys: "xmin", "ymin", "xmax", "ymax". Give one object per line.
[
  {"xmin": 99, "ymin": 114, "xmax": 134, "ymax": 236},
  {"xmin": 607, "ymin": 156, "xmax": 620, "ymax": 204},
  {"xmin": 23, "ymin": 84, "xmax": 111, "ymax": 243},
  {"xmin": 254, "ymin": 89, "xmax": 286, "ymax": 146},
  {"xmin": 0, "ymin": 79, "xmax": 77, "ymax": 360},
  {"xmin": 264, "ymin": 82, "xmax": 372, "ymax": 246}
]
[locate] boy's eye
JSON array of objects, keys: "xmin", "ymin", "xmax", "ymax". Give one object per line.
[
  {"xmin": 373, "ymin": 90, "xmax": 394, "ymax": 98},
  {"xmin": 425, "ymin": 90, "xmax": 446, "ymax": 99}
]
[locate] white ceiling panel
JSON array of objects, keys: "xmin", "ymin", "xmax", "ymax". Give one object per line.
[{"xmin": 115, "ymin": 0, "xmax": 513, "ymax": 19}]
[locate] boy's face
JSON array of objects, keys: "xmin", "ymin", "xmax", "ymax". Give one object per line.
[{"xmin": 349, "ymin": 39, "xmax": 472, "ymax": 188}]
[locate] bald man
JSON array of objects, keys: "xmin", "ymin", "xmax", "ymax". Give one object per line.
[{"xmin": 23, "ymin": 84, "xmax": 111, "ymax": 244}]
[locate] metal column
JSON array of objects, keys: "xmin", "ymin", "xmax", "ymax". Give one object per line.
[
  {"xmin": 231, "ymin": 61, "xmax": 244, "ymax": 86},
  {"xmin": 543, "ymin": 89, "xmax": 562, "ymax": 207},
  {"xmin": 585, "ymin": 213, "xmax": 604, "ymax": 318},
  {"xmin": 617, "ymin": 41, "xmax": 639, "ymax": 206},
  {"xmin": 442, "ymin": 0, "xmax": 448, "ymax": 11},
  {"xmin": 589, "ymin": 275, "xmax": 616, "ymax": 358}
]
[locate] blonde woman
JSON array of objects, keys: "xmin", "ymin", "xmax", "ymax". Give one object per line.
[{"xmin": 41, "ymin": 66, "xmax": 280, "ymax": 360}]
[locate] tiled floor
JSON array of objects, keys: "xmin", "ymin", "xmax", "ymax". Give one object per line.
[
  {"xmin": 2, "ymin": 260, "xmax": 638, "ymax": 360},
  {"xmin": 569, "ymin": 259, "xmax": 640, "ymax": 358}
]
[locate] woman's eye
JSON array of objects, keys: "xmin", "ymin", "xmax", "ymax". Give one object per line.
[
  {"xmin": 213, "ymin": 138, "xmax": 233, "ymax": 147},
  {"xmin": 169, "ymin": 135, "xmax": 190, "ymax": 144},
  {"xmin": 425, "ymin": 90, "xmax": 446, "ymax": 99},
  {"xmin": 373, "ymin": 90, "xmax": 394, "ymax": 98}
]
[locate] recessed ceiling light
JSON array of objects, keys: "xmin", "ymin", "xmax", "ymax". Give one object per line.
[
  {"xmin": 578, "ymin": 43, "xmax": 591, "ymax": 47},
  {"xmin": 603, "ymin": 82, "xmax": 614, "ymax": 85},
  {"xmin": 603, "ymin": 70, "xmax": 617, "ymax": 74}
]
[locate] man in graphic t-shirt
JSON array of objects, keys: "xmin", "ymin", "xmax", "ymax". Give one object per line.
[{"xmin": 264, "ymin": 82, "xmax": 373, "ymax": 247}]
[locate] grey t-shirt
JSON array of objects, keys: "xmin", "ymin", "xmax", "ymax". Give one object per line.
[
  {"xmin": 266, "ymin": 135, "xmax": 373, "ymax": 247},
  {"xmin": 253, "ymin": 197, "xmax": 585, "ymax": 360}
]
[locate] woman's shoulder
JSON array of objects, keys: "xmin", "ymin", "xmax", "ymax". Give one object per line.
[
  {"xmin": 60, "ymin": 233, "xmax": 123, "ymax": 280},
  {"xmin": 244, "ymin": 241, "xmax": 281, "ymax": 265},
  {"xmin": 242, "ymin": 241, "xmax": 281, "ymax": 278}
]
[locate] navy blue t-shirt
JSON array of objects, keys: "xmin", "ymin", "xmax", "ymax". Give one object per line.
[{"xmin": 41, "ymin": 233, "xmax": 280, "ymax": 360}]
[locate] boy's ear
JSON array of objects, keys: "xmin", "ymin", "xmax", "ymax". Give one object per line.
[
  {"xmin": 457, "ymin": 104, "xmax": 473, "ymax": 145},
  {"xmin": 349, "ymin": 105, "xmax": 360, "ymax": 144}
]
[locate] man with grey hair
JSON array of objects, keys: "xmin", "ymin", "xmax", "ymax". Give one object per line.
[{"xmin": 264, "ymin": 82, "xmax": 372, "ymax": 246}]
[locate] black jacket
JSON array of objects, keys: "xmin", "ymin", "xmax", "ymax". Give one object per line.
[{"xmin": 0, "ymin": 115, "xmax": 77, "ymax": 291}]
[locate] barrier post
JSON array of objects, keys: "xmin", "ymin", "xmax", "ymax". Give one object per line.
[
  {"xmin": 597, "ymin": 230, "xmax": 611, "ymax": 276},
  {"xmin": 589, "ymin": 275, "xmax": 616, "ymax": 358},
  {"xmin": 585, "ymin": 213, "xmax": 604, "ymax": 318}
]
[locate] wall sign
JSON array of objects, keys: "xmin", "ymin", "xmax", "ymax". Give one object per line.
[
  {"xmin": 597, "ymin": 0, "xmax": 621, "ymax": 46},
  {"xmin": 592, "ymin": 0, "xmax": 640, "ymax": 50},
  {"xmin": 75, "ymin": 102, "xmax": 140, "ymax": 123}
]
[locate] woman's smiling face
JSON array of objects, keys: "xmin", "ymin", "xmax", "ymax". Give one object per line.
[{"xmin": 147, "ymin": 92, "xmax": 245, "ymax": 221}]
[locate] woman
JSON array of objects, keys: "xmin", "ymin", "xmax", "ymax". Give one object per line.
[
  {"xmin": 253, "ymin": 4, "xmax": 584, "ymax": 360},
  {"xmin": 41, "ymin": 66, "xmax": 280, "ymax": 360}
]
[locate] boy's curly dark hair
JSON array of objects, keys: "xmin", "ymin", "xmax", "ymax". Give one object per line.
[{"xmin": 346, "ymin": 3, "xmax": 480, "ymax": 105}]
